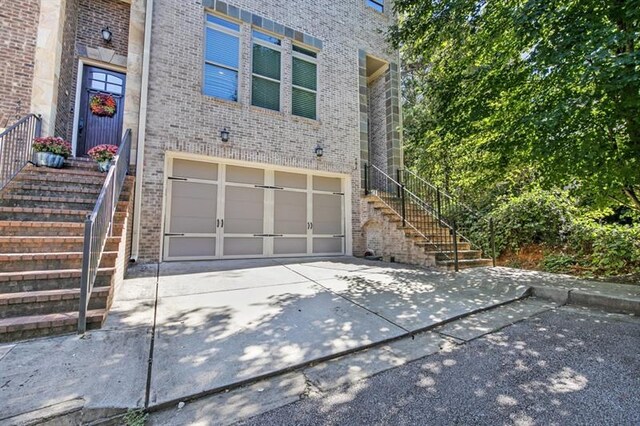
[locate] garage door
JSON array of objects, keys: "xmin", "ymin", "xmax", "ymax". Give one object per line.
[{"xmin": 163, "ymin": 158, "xmax": 345, "ymax": 260}]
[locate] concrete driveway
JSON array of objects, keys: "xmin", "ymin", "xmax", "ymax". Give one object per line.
[
  {"xmin": 145, "ymin": 258, "xmax": 528, "ymax": 406},
  {"xmin": 8, "ymin": 257, "xmax": 635, "ymax": 422}
]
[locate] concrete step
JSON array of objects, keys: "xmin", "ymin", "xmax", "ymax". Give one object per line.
[
  {"xmin": 0, "ymin": 286, "xmax": 110, "ymax": 319},
  {"xmin": 0, "ymin": 251, "xmax": 118, "ymax": 272},
  {"xmin": 0, "ymin": 194, "xmax": 97, "ymax": 210},
  {"xmin": 415, "ymin": 241, "xmax": 472, "ymax": 251},
  {"xmin": 0, "ymin": 206, "xmax": 128, "ymax": 223},
  {"xmin": 0, "ymin": 309, "xmax": 105, "ymax": 343},
  {"xmin": 437, "ymin": 258, "xmax": 494, "ymax": 270},
  {"xmin": 425, "ymin": 250, "xmax": 484, "ymax": 261},
  {"xmin": 0, "ymin": 236, "xmax": 120, "ymax": 253},
  {"xmin": 0, "ymin": 267, "xmax": 114, "ymax": 293},
  {"xmin": 0, "ymin": 220, "xmax": 124, "ymax": 236}
]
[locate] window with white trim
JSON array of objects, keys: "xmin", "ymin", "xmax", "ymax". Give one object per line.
[
  {"xmin": 366, "ymin": 0, "xmax": 384, "ymax": 13},
  {"xmin": 251, "ymin": 30, "xmax": 282, "ymax": 111},
  {"xmin": 291, "ymin": 45, "xmax": 317, "ymax": 120},
  {"xmin": 204, "ymin": 14, "xmax": 241, "ymax": 101}
]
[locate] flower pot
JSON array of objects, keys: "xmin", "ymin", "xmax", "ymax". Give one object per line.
[
  {"xmin": 33, "ymin": 152, "xmax": 65, "ymax": 169},
  {"xmin": 98, "ymin": 159, "xmax": 112, "ymax": 172}
]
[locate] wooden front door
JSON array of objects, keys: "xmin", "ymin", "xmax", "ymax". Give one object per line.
[{"xmin": 77, "ymin": 66, "xmax": 126, "ymax": 156}]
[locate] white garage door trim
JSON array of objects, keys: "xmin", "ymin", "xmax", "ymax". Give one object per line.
[{"xmin": 161, "ymin": 153, "xmax": 352, "ymax": 261}]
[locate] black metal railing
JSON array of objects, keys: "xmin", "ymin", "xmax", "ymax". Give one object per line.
[
  {"xmin": 364, "ymin": 163, "xmax": 497, "ymax": 271},
  {"xmin": 0, "ymin": 114, "xmax": 42, "ymax": 191},
  {"xmin": 365, "ymin": 163, "xmax": 463, "ymax": 267},
  {"xmin": 78, "ymin": 129, "xmax": 131, "ymax": 333},
  {"xmin": 402, "ymin": 168, "xmax": 497, "ymax": 268}
]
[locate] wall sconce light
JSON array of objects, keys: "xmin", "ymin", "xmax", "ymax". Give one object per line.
[
  {"xmin": 314, "ymin": 144, "xmax": 324, "ymax": 157},
  {"xmin": 101, "ymin": 27, "xmax": 113, "ymax": 43},
  {"xmin": 220, "ymin": 128, "xmax": 230, "ymax": 142}
]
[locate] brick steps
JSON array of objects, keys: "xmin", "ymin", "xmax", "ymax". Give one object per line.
[
  {"xmin": 0, "ymin": 251, "xmax": 118, "ymax": 272},
  {"xmin": 0, "ymin": 287, "xmax": 110, "ymax": 319},
  {"xmin": 0, "ymin": 206, "xmax": 128, "ymax": 222},
  {"xmin": 0, "ymin": 236, "xmax": 120, "ymax": 253},
  {"xmin": 0, "ymin": 268, "xmax": 115, "ymax": 293},
  {"xmin": 0, "ymin": 220, "xmax": 124, "ymax": 236},
  {"xmin": 0, "ymin": 160, "xmax": 134, "ymax": 342},
  {"xmin": 0, "ymin": 194, "xmax": 97, "ymax": 210},
  {"xmin": 0, "ymin": 309, "xmax": 105, "ymax": 343},
  {"xmin": 367, "ymin": 196, "xmax": 493, "ymax": 270}
]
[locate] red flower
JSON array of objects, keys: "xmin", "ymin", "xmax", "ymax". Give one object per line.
[
  {"xmin": 87, "ymin": 144, "xmax": 119, "ymax": 162},
  {"xmin": 90, "ymin": 94, "xmax": 117, "ymax": 117}
]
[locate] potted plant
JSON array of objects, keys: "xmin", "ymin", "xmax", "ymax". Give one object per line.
[
  {"xmin": 87, "ymin": 144, "xmax": 118, "ymax": 172},
  {"xmin": 32, "ymin": 137, "xmax": 72, "ymax": 168}
]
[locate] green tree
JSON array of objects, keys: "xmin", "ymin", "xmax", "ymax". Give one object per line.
[{"xmin": 392, "ymin": 0, "xmax": 640, "ymax": 211}]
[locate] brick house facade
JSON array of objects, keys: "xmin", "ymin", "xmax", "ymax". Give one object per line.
[{"xmin": 2, "ymin": 0, "xmax": 402, "ymax": 263}]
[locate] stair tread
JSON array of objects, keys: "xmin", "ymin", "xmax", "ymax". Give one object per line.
[
  {"xmin": 0, "ymin": 194, "xmax": 97, "ymax": 203},
  {"xmin": 0, "ymin": 235, "xmax": 120, "ymax": 242},
  {"xmin": 0, "ymin": 286, "xmax": 110, "ymax": 303},
  {"xmin": 0, "ymin": 309, "xmax": 105, "ymax": 330},
  {"xmin": 0, "ymin": 251, "xmax": 118, "ymax": 260},
  {"xmin": 437, "ymin": 258, "xmax": 493, "ymax": 265},
  {"xmin": 0, "ymin": 206, "xmax": 91, "ymax": 214},
  {"xmin": 0, "ymin": 267, "xmax": 115, "ymax": 281}
]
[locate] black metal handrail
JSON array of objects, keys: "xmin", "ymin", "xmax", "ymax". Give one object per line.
[
  {"xmin": 78, "ymin": 129, "xmax": 131, "ymax": 333},
  {"xmin": 402, "ymin": 168, "xmax": 496, "ymax": 267},
  {"xmin": 365, "ymin": 163, "xmax": 460, "ymax": 266},
  {"xmin": 0, "ymin": 114, "xmax": 42, "ymax": 191}
]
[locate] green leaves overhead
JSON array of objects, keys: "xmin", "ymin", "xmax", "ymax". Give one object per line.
[{"xmin": 391, "ymin": 0, "xmax": 640, "ymax": 210}]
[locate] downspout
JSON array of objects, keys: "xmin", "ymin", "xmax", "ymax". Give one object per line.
[{"xmin": 130, "ymin": 0, "xmax": 154, "ymax": 262}]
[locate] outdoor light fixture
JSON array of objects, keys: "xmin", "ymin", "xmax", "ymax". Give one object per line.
[
  {"xmin": 220, "ymin": 128, "xmax": 230, "ymax": 142},
  {"xmin": 101, "ymin": 27, "xmax": 112, "ymax": 43},
  {"xmin": 314, "ymin": 144, "xmax": 324, "ymax": 158}
]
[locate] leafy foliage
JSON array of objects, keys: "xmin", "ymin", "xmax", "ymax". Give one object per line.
[{"xmin": 391, "ymin": 0, "xmax": 640, "ymax": 211}]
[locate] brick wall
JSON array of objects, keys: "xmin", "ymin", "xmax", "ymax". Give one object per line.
[
  {"xmin": 0, "ymin": 0, "xmax": 40, "ymax": 126},
  {"xmin": 55, "ymin": 0, "xmax": 130, "ymax": 140},
  {"xmin": 368, "ymin": 74, "xmax": 387, "ymax": 172},
  {"xmin": 137, "ymin": 0, "xmax": 398, "ymax": 260}
]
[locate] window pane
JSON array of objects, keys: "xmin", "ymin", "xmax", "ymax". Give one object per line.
[
  {"xmin": 292, "ymin": 88, "xmax": 316, "ymax": 119},
  {"xmin": 252, "ymin": 77, "xmax": 280, "ymax": 110},
  {"xmin": 92, "ymin": 72, "xmax": 106, "ymax": 81},
  {"xmin": 253, "ymin": 30, "xmax": 281, "ymax": 46},
  {"xmin": 90, "ymin": 80, "xmax": 106, "ymax": 90},
  {"xmin": 106, "ymin": 83, "xmax": 122, "ymax": 94},
  {"xmin": 252, "ymin": 44, "xmax": 281, "ymax": 80},
  {"xmin": 204, "ymin": 64, "xmax": 238, "ymax": 101},
  {"xmin": 293, "ymin": 57, "xmax": 317, "ymax": 91},
  {"xmin": 207, "ymin": 14, "xmax": 240, "ymax": 31},
  {"xmin": 366, "ymin": 0, "xmax": 384, "ymax": 12},
  {"xmin": 107, "ymin": 75, "xmax": 122, "ymax": 84},
  {"xmin": 293, "ymin": 45, "xmax": 317, "ymax": 58},
  {"xmin": 206, "ymin": 27, "xmax": 239, "ymax": 68}
]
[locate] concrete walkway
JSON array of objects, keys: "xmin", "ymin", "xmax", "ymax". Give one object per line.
[{"xmin": 0, "ymin": 258, "xmax": 638, "ymax": 423}]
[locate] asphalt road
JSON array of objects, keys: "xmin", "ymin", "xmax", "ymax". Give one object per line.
[{"xmin": 240, "ymin": 307, "xmax": 640, "ymax": 426}]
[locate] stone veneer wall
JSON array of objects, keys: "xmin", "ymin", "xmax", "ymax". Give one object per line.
[
  {"xmin": 137, "ymin": 0, "xmax": 399, "ymax": 260},
  {"xmin": 55, "ymin": 0, "xmax": 131, "ymax": 141},
  {"xmin": 368, "ymin": 73, "xmax": 387, "ymax": 172},
  {"xmin": 0, "ymin": 0, "xmax": 40, "ymax": 125}
]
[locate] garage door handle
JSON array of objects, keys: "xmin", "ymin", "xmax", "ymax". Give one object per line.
[
  {"xmin": 333, "ymin": 235, "xmax": 345, "ymax": 238},
  {"xmin": 168, "ymin": 177, "xmax": 188, "ymax": 181},
  {"xmin": 308, "ymin": 222, "xmax": 313, "ymax": 230},
  {"xmin": 165, "ymin": 233, "xmax": 185, "ymax": 236}
]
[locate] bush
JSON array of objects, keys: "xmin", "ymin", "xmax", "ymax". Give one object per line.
[
  {"xmin": 489, "ymin": 188, "xmax": 575, "ymax": 254},
  {"xmin": 570, "ymin": 220, "xmax": 640, "ymax": 276}
]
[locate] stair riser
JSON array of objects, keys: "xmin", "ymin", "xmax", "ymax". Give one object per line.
[
  {"xmin": 0, "ymin": 211, "xmax": 127, "ymax": 223},
  {"xmin": 0, "ymin": 199, "xmax": 96, "ymax": 210},
  {"xmin": 5, "ymin": 187, "xmax": 100, "ymax": 200},
  {"xmin": 0, "ymin": 319, "xmax": 101, "ymax": 343},
  {"xmin": 434, "ymin": 251, "xmax": 483, "ymax": 261},
  {"xmin": 17, "ymin": 174, "xmax": 106, "ymax": 186},
  {"xmin": 0, "ymin": 293, "xmax": 108, "ymax": 319},
  {"xmin": 0, "ymin": 254, "xmax": 117, "ymax": 272},
  {"xmin": 0, "ymin": 240, "xmax": 119, "ymax": 254},
  {"xmin": 0, "ymin": 225, "xmax": 123, "ymax": 236},
  {"xmin": 0, "ymin": 274, "xmax": 113, "ymax": 293},
  {"xmin": 419, "ymin": 243, "xmax": 472, "ymax": 251},
  {"xmin": 439, "ymin": 261, "xmax": 494, "ymax": 271}
]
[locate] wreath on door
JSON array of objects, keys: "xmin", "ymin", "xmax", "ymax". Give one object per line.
[{"xmin": 89, "ymin": 93, "xmax": 117, "ymax": 117}]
